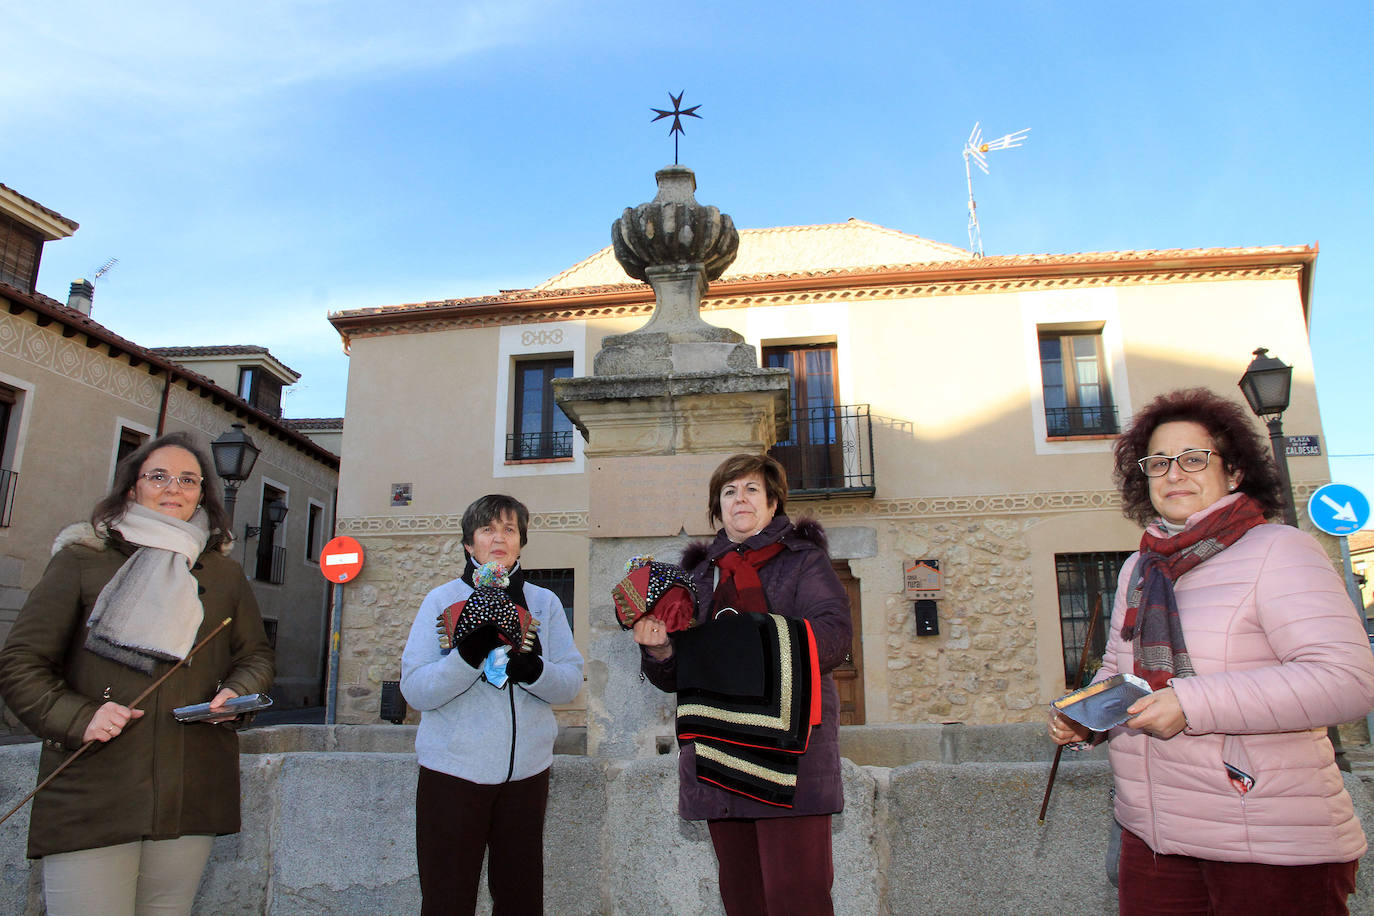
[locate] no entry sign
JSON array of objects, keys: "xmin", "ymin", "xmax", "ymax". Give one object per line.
[{"xmin": 319, "ymin": 536, "xmax": 365, "ymax": 583}]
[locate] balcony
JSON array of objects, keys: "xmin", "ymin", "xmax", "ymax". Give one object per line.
[
  {"xmin": 506, "ymin": 430, "xmax": 574, "ymax": 462},
  {"xmin": 770, "ymin": 404, "xmax": 875, "ymax": 497},
  {"xmin": 0, "ymin": 467, "xmax": 14, "ymax": 526},
  {"xmin": 255, "ymin": 545, "xmax": 286, "ymax": 585},
  {"xmin": 1045, "ymin": 405, "xmax": 1119, "ymax": 438}
]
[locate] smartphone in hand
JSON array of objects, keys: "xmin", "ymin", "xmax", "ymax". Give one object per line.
[{"xmin": 172, "ymin": 693, "xmax": 273, "ymax": 723}]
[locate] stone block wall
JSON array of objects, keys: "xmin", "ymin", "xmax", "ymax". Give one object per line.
[
  {"xmin": 5, "ymin": 728, "xmax": 1372, "ymax": 915},
  {"xmin": 851, "ymin": 515, "xmax": 1040, "ymax": 725},
  {"xmin": 333, "ymin": 534, "xmax": 473, "ymax": 724}
]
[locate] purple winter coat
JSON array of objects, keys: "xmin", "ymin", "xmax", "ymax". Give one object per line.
[{"xmin": 641, "ymin": 514, "xmax": 853, "ymax": 820}]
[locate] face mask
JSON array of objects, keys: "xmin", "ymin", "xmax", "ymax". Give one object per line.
[{"xmin": 482, "ymin": 645, "xmax": 511, "ymax": 688}]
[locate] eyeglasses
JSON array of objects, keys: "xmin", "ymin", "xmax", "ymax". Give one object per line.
[
  {"xmin": 1137, "ymin": 449, "xmax": 1217, "ymax": 478},
  {"xmin": 139, "ymin": 472, "xmax": 203, "ymax": 491}
]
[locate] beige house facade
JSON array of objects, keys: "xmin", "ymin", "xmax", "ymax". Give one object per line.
[
  {"xmin": 0, "ymin": 185, "xmax": 339, "ymax": 728},
  {"xmin": 328, "ymin": 218, "xmax": 1335, "ymax": 727}
]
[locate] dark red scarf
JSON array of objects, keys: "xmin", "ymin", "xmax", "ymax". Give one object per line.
[
  {"xmin": 1121, "ymin": 494, "xmax": 1268, "ymax": 689},
  {"xmin": 711, "ymin": 542, "xmax": 784, "ymax": 616}
]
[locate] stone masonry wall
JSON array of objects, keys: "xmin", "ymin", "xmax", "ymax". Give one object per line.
[
  {"xmin": 857, "ymin": 515, "xmax": 1039, "ymax": 725},
  {"xmin": 334, "ymin": 534, "xmax": 473, "ymax": 724}
]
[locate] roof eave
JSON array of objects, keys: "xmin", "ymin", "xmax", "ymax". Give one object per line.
[
  {"xmin": 330, "ymin": 245, "xmax": 1318, "ymax": 340},
  {"xmin": 0, "ymin": 187, "xmax": 79, "ymax": 240},
  {"xmin": 0, "ymin": 284, "xmax": 338, "ymax": 468}
]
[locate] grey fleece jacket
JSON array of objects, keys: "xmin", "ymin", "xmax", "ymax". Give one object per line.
[{"xmin": 400, "ymin": 575, "xmax": 583, "ymax": 783}]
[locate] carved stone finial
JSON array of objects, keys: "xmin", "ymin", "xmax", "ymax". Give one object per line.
[
  {"xmin": 594, "ymin": 165, "xmax": 751, "ymax": 376},
  {"xmin": 611, "ymin": 166, "xmax": 738, "ymax": 281}
]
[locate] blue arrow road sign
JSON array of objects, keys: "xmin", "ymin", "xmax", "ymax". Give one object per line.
[{"xmin": 1307, "ymin": 483, "xmax": 1372, "ymax": 536}]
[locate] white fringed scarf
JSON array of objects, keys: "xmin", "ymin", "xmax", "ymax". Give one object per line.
[{"xmin": 84, "ymin": 502, "xmax": 210, "ymax": 673}]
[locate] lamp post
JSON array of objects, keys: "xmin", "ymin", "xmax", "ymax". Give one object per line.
[
  {"xmin": 1238, "ymin": 347, "xmax": 1349, "ymax": 771},
  {"xmin": 210, "ymin": 423, "xmax": 261, "ymax": 526},
  {"xmin": 1238, "ymin": 347, "xmax": 1299, "ymax": 528}
]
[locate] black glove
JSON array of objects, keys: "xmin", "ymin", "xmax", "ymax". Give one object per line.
[
  {"xmin": 456, "ymin": 625, "xmax": 505, "ymax": 668},
  {"xmin": 505, "ymin": 634, "xmax": 544, "ymax": 684}
]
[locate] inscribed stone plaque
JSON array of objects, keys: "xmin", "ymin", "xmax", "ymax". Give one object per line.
[{"xmin": 588, "ymin": 455, "xmax": 725, "ymax": 537}]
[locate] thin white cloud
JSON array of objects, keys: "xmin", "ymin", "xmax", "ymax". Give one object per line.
[{"xmin": 1, "ymin": 0, "xmax": 560, "ymax": 123}]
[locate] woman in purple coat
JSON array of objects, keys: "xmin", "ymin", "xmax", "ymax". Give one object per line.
[{"xmin": 636, "ymin": 453, "xmax": 853, "ymax": 916}]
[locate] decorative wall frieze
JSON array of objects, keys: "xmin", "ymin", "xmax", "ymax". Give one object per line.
[
  {"xmin": 338, "ymin": 510, "xmax": 590, "ymax": 536},
  {"xmin": 338, "ymin": 481, "xmax": 1327, "ymax": 535},
  {"xmin": 0, "ymin": 313, "xmax": 163, "ymax": 407}
]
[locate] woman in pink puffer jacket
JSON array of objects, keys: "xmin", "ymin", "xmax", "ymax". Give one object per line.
[{"xmin": 1051, "ymin": 388, "xmax": 1374, "ymax": 915}]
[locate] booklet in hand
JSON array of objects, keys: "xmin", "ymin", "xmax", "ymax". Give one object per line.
[
  {"xmin": 1052, "ymin": 674, "xmax": 1151, "ymax": 732},
  {"xmin": 172, "ymin": 693, "xmax": 273, "ymax": 723}
]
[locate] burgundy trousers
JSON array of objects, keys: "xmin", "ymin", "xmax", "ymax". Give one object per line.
[
  {"xmin": 707, "ymin": 815, "xmax": 835, "ymax": 916},
  {"xmin": 415, "ymin": 766, "xmax": 550, "ymax": 916},
  {"xmin": 1118, "ymin": 827, "xmax": 1358, "ymax": 916}
]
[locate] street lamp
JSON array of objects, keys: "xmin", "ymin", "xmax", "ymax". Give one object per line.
[
  {"xmin": 210, "ymin": 422, "xmax": 261, "ymax": 526},
  {"xmin": 246, "ymin": 498, "xmax": 289, "ymax": 540},
  {"xmin": 1238, "ymin": 347, "xmax": 1299, "ymax": 528}
]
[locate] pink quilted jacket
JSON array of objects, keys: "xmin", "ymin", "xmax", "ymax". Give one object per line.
[{"xmin": 1099, "ymin": 495, "xmax": 1374, "ymax": 864}]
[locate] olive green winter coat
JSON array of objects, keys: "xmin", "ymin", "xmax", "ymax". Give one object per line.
[{"xmin": 0, "ymin": 524, "xmax": 274, "ymax": 858}]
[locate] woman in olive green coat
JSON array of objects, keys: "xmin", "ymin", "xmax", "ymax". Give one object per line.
[{"xmin": 0, "ymin": 432, "xmax": 273, "ymax": 916}]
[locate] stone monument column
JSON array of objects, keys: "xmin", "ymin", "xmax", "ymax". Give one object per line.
[{"xmin": 554, "ymin": 165, "xmax": 789, "ymax": 758}]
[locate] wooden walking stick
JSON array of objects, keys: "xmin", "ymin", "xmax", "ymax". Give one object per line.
[
  {"xmin": 1, "ymin": 616, "xmax": 234, "ymax": 827},
  {"xmin": 1038, "ymin": 595, "xmax": 1102, "ymax": 824}
]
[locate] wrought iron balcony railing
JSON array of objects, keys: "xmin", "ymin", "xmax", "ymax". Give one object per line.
[
  {"xmin": 769, "ymin": 404, "xmax": 875, "ymax": 496},
  {"xmin": 256, "ymin": 545, "xmax": 287, "ymax": 585},
  {"xmin": 506, "ymin": 430, "xmax": 574, "ymax": 461},
  {"xmin": 0, "ymin": 467, "xmax": 15, "ymax": 527},
  {"xmin": 1045, "ymin": 405, "xmax": 1119, "ymax": 438}
]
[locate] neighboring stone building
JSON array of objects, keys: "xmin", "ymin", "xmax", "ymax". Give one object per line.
[
  {"xmin": 0, "ymin": 184, "xmax": 339, "ymax": 731},
  {"xmin": 285, "ymin": 417, "xmax": 345, "ymax": 457},
  {"xmin": 327, "ymin": 170, "xmax": 1337, "ymax": 729},
  {"xmin": 1352, "ymin": 529, "xmax": 1374, "ymax": 615}
]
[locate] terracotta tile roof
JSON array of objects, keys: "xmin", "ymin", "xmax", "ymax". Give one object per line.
[
  {"xmin": 151, "ymin": 345, "xmax": 270, "ymax": 357},
  {"xmin": 537, "ymin": 219, "xmax": 972, "ymax": 290},
  {"xmin": 285, "ymin": 417, "xmax": 344, "ymax": 430},
  {"xmin": 150, "ymin": 344, "xmax": 300, "ymax": 380},
  {"xmin": 332, "ymin": 236, "xmax": 1316, "ymax": 324},
  {"xmin": 0, "ymin": 282, "xmax": 335, "ymax": 467},
  {"xmin": 0, "ymin": 182, "xmax": 79, "ymax": 235}
]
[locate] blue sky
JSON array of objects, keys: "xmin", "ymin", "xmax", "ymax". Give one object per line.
[{"xmin": 4, "ymin": 1, "xmax": 1373, "ymax": 520}]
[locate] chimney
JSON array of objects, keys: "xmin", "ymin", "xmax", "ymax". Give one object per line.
[{"xmin": 67, "ymin": 279, "xmax": 94, "ymax": 315}]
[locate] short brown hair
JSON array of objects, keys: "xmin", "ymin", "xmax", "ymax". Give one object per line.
[
  {"xmin": 1111, "ymin": 387, "xmax": 1285, "ymax": 526},
  {"xmin": 461, "ymin": 494, "xmax": 530, "ymax": 547},
  {"xmin": 706, "ymin": 453, "xmax": 788, "ymax": 525}
]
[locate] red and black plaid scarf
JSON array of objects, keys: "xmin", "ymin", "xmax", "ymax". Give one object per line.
[
  {"xmin": 1121, "ymin": 494, "xmax": 1268, "ymax": 690},
  {"xmin": 711, "ymin": 542, "xmax": 784, "ymax": 616}
]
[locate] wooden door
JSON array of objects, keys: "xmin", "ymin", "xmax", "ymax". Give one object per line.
[{"xmin": 831, "ymin": 561, "xmax": 865, "ymax": 725}]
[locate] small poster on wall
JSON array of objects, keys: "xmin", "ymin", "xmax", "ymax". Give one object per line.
[{"xmin": 903, "ymin": 558, "xmax": 942, "ymax": 600}]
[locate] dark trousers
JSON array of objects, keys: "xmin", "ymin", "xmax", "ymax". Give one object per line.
[
  {"xmin": 415, "ymin": 766, "xmax": 550, "ymax": 916},
  {"xmin": 707, "ymin": 815, "xmax": 834, "ymax": 916},
  {"xmin": 1118, "ymin": 827, "xmax": 1358, "ymax": 916}
]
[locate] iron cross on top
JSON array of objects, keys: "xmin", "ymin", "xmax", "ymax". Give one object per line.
[{"xmin": 651, "ymin": 91, "xmax": 701, "ymax": 165}]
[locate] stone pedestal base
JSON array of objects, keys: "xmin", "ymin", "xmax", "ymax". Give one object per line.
[{"xmin": 554, "ymin": 368, "xmax": 790, "ymax": 758}]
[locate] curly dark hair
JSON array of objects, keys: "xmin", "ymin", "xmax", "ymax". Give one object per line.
[
  {"xmin": 706, "ymin": 453, "xmax": 788, "ymax": 525},
  {"xmin": 1112, "ymin": 387, "xmax": 1285, "ymax": 526},
  {"xmin": 92, "ymin": 431, "xmax": 233, "ymax": 550}
]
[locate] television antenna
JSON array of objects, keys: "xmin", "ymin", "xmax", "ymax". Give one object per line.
[
  {"xmin": 963, "ymin": 122, "xmax": 1029, "ymax": 257},
  {"xmin": 91, "ymin": 257, "xmax": 119, "ymax": 283}
]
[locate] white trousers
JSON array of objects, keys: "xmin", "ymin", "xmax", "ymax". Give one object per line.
[{"xmin": 42, "ymin": 835, "xmax": 214, "ymax": 916}]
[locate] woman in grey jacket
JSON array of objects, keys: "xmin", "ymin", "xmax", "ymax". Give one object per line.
[{"xmin": 400, "ymin": 494, "xmax": 583, "ymax": 916}]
